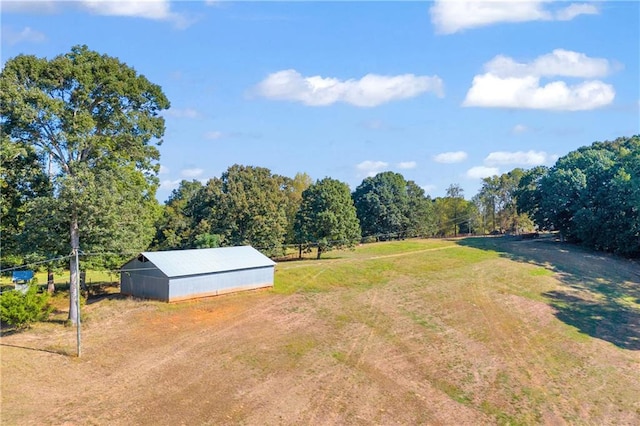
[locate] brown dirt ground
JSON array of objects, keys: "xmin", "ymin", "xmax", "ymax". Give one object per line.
[{"xmin": 2, "ymin": 238, "xmax": 639, "ymax": 425}]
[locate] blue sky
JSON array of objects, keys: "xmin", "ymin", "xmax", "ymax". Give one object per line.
[{"xmin": 2, "ymin": 1, "xmax": 638, "ymax": 202}]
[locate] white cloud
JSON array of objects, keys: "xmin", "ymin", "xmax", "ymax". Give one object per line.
[
  {"xmin": 555, "ymin": 3, "xmax": 599, "ymax": 21},
  {"xmin": 159, "ymin": 179, "xmax": 181, "ymax": 191},
  {"xmin": 430, "ymin": 1, "xmax": 599, "ymax": 34},
  {"xmin": 181, "ymin": 168, "xmax": 204, "ymax": 178},
  {"xmin": 80, "ymin": 0, "xmax": 192, "ymax": 28},
  {"xmin": 397, "ymin": 161, "xmax": 417, "ymax": 170},
  {"xmin": 433, "ymin": 151, "xmax": 468, "ymax": 164},
  {"xmin": 158, "ymin": 165, "xmax": 169, "ymax": 175},
  {"xmin": 356, "ymin": 160, "xmax": 389, "ymax": 177},
  {"xmin": 204, "ymin": 131, "xmax": 224, "ymax": 140},
  {"xmin": 484, "ymin": 151, "xmax": 556, "ymax": 166},
  {"xmin": 166, "ymin": 108, "xmax": 201, "ymax": 119},
  {"xmin": 464, "ymin": 50, "xmax": 616, "ymax": 111},
  {"xmin": 511, "ymin": 124, "xmax": 529, "ymax": 134},
  {"xmin": 466, "ymin": 166, "xmax": 499, "ymax": 179},
  {"xmin": 81, "ymin": 0, "xmax": 170, "ymax": 19},
  {"xmin": 254, "ymin": 69, "xmax": 444, "ymax": 107},
  {"xmin": 464, "ymin": 73, "xmax": 614, "ymax": 111},
  {"xmin": 1, "ymin": 26, "xmax": 46, "ymax": 45},
  {"xmin": 485, "ymin": 49, "xmax": 611, "ymax": 79}
]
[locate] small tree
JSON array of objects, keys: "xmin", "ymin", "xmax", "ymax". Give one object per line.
[{"xmin": 0, "ymin": 285, "xmax": 53, "ymax": 329}]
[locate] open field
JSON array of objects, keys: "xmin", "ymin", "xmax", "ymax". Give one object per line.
[
  {"xmin": 1, "ymin": 269, "xmax": 117, "ymax": 290},
  {"xmin": 2, "ymin": 237, "xmax": 639, "ymax": 425}
]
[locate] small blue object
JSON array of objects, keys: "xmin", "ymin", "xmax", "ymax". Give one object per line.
[{"xmin": 12, "ymin": 270, "xmax": 34, "ymax": 283}]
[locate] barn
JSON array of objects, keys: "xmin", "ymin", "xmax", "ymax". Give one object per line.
[{"xmin": 120, "ymin": 246, "xmax": 276, "ymax": 302}]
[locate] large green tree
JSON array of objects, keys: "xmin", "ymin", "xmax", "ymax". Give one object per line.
[
  {"xmin": 405, "ymin": 181, "xmax": 437, "ymax": 238},
  {"xmin": 0, "ymin": 137, "xmax": 52, "ymax": 267},
  {"xmin": 353, "ymin": 172, "xmax": 408, "ymax": 239},
  {"xmin": 295, "ymin": 177, "xmax": 361, "ymax": 259},
  {"xmin": 514, "ymin": 166, "xmax": 549, "ymax": 231},
  {"xmin": 152, "ymin": 179, "xmax": 205, "ymax": 250},
  {"xmin": 215, "ymin": 164, "xmax": 288, "ymax": 256},
  {"xmin": 0, "ymin": 45, "xmax": 169, "ymax": 323},
  {"xmin": 151, "ymin": 167, "xmax": 306, "ymax": 254},
  {"xmin": 517, "ymin": 136, "xmax": 639, "ymax": 256},
  {"xmin": 282, "ymin": 172, "xmax": 313, "ymax": 244},
  {"xmin": 353, "ymin": 171, "xmax": 434, "ymax": 240}
]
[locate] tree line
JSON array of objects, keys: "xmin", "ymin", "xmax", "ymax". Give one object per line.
[
  {"xmin": 151, "ymin": 167, "xmax": 470, "ymax": 259},
  {"xmin": 1, "ymin": 46, "xmax": 638, "ymax": 321},
  {"xmin": 516, "ymin": 135, "xmax": 639, "ymax": 256}
]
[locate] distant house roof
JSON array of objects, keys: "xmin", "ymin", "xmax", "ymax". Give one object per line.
[{"xmin": 134, "ymin": 246, "xmax": 276, "ymax": 278}]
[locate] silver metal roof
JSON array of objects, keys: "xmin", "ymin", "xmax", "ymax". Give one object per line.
[{"xmin": 138, "ymin": 246, "xmax": 276, "ymax": 278}]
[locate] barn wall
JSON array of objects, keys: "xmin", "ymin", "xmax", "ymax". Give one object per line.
[
  {"xmin": 168, "ymin": 266, "xmax": 274, "ymax": 302},
  {"xmin": 120, "ymin": 258, "xmax": 170, "ymax": 301}
]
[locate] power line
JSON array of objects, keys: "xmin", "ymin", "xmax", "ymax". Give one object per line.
[{"xmin": 0, "ymin": 254, "xmax": 73, "ymax": 274}]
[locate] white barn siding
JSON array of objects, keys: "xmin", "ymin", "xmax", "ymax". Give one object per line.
[
  {"xmin": 169, "ymin": 267, "xmax": 274, "ymax": 302},
  {"xmin": 120, "ymin": 257, "xmax": 170, "ymax": 301},
  {"xmin": 120, "ymin": 246, "xmax": 275, "ymax": 302}
]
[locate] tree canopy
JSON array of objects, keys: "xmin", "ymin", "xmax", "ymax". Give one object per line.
[
  {"xmin": 352, "ymin": 171, "xmax": 434, "ymax": 240},
  {"xmin": 474, "ymin": 169, "xmax": 533, "ymax": 235},
  {"xmin": 433, "ymin": 184, "xmax": 476, "ymax": 237},
  {"xmin": 517, "ymin": 135, "xmax": 639, "ymax": 256},
  {"xmin": 0, "ymin": 45, "xmax": 169, "ymax": 323},
  {"xmin": 0, "ymin": 137, "xmax": 52, "ymax": 267},
  {"xmin": 152, "ymin": 179, "xmax": 205, "ymax": 250},
  {"xmin": 151, "ymin": 168, "xmax": 314, "ymax": 256},
  {"xmin": 216, "ymin": 165, "xmax": 288, "ymax": 255},
  {"xmin": 295, "ymin": 177, "xmax": 361, "ymax": 259}
]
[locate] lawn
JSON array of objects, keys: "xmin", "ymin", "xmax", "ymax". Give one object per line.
[
  {"xmin": 1, "ymin": 269, "xmax": 117, "ymax": 287},
  {"xmin": 1, "ymin": 237, "xmax": 639, "ymax": 425}
]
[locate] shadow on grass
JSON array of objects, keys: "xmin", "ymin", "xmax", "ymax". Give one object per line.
[
  {"xmin": 86, "ymin": 292, "xmax": 127, "ymax": 305},
  {"xmin": 0, "ymin": 342, "xmax": 72, "ymax": 356},
  {"xmin": 457, "ymin": 236, "xmax": 640, "ymax": 350},
  {"xmin": 0, "ymin": 326, "xmax": 20, "ymax": 338}
]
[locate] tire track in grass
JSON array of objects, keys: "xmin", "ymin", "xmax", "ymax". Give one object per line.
[
  {"xmin": 301, "ymin": 289, "xmax": 380, "ymax": 424},
  {"xmin": 326, "ymin": 290, "xmax": 381, "ymax": 424},
  {"xmin": 465, "ymin": 262, "xmax": 554, "ymax": 422}
]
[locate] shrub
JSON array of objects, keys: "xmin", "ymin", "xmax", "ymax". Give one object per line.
[
  {"xmin": 361, "ymin": 236, "xmax": 378, "ymax": 244},
  {"xmin": 0, "ymin": 285, "xmax": 53, "ymax": 328}
]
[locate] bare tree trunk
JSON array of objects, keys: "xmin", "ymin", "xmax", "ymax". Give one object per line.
[
  {"xmin": 69, "ymin": 214, "xmax": 79, "ymax": 325},
  {"xmin": 492, "ymin": 206, "xmax": 496, "ymax": 233},
  {"xmin": 47, "ymin": 268, "xmax": 55, "ymax": 294},
  {"xmin": 316, "ymin": 245, "xmax": 322, "ymax": 260}
]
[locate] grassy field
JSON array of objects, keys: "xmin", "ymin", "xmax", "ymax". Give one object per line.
[
  {"xmin": 1, "ymin": 269, "xmax": 117, "ymax": 288},
  {"xmin": 1, "ymin": 237, "xmax": 639, "ymax": 425}
]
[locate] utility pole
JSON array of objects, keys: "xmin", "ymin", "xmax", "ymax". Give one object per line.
[{"xmin": 74, "ymin": 248, "xmax": 81, "ymax": 357}]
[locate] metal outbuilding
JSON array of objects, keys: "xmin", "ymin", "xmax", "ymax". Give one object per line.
[{"xmin": 120, "ymin": 246, "xmax": 276, "ymax": 302}]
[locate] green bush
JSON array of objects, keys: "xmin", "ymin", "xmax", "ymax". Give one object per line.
[
  {"xmin": 361, "ymin": 235, "xmax": 378, "ymax": 244},
  {"xmin": 0, "ymin": 285, "xmax": 53, "ymax": 328}
]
